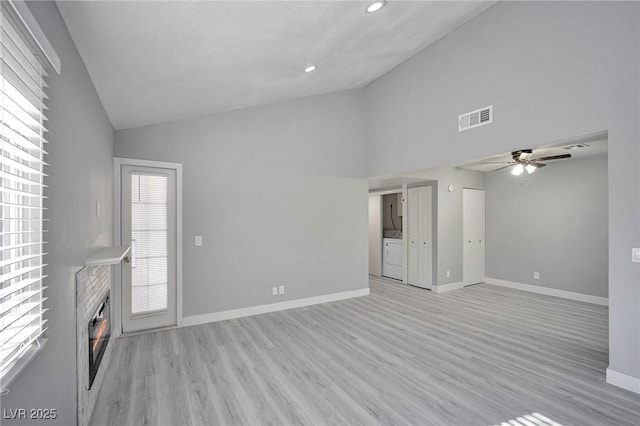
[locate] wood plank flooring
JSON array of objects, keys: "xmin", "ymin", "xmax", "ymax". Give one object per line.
[{"xmin": 91, "ymin": 277, "xmax": 640, "ymax": 425}]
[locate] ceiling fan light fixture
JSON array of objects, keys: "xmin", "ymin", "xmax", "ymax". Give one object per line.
[
  {"xmin": 525, "ymin": 164, "xmax": 537, "ymax": 174},
  {"xmin": 366, "ymin": 1, "xmax": 386, "ymax": 13},
  {"xmin": 511, "ymin": 164, "xmax": 524, "ymax": 176}
]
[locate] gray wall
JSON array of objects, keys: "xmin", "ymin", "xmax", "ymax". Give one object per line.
[
  {"xmin": 115, "ymin": 90, "xmax": 368, "ymax": 317},
  {"xmin": 485, "ymin": 154, "xmax": 608, "ymax": 297},
  {"xmin": 2, "ymin": 1, "xmax": 115, "ymax": 425},
  {"xmin": 365, "ymin": 1, "xmax": 639, "ymax": 381},
  {"xmin": 406, "ymin": 168, "xmax": 484, "ymax": 286}
]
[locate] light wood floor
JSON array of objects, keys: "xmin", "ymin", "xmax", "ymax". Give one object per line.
[{"xmin": 91, "ymin": 277, "xmax": 640, "ymax": 426}]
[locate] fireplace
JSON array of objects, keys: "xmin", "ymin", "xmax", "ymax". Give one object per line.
[{"xmin": 88, "ymin": 291, "xmax": 111, "ymax": 389}]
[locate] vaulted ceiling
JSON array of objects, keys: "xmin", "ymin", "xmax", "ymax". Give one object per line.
[{"xmin": 57, "ymin": 1, "xmax": 497, "ymax": 130}]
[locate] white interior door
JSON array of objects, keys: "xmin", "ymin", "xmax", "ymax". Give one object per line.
[
  {"xmin": 463, "ymin": 188, "xmax": 485, "ymax": 286},
  {"xmin": 121, "ymin": 165, "xmax": 177, "ymax": 332},
  {"xmin": 418, "ymin": 186, "xmax": 433, "ymax": 288},
  {"xmin": 408, "ymin": 186, "xmax": 433, "ymax": 289},
  {"xmin": 407, "ymin": 187, "xmax": 420, "ymax": 285}
]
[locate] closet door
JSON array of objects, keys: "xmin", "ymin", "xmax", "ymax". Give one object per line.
[
  {"xmin": 407, "ymin": 188, "xmax": 420, "ymax": 285},
  {"xmin": 463, "ymin": 188, "xmax": 485, "ymax": 286},
  {"xmin": 408, "ymin": 186, "xmax": 433, "ymax": 289},
  {"xmin": 418, "ymin": 186, "xmax": 433, "ymax": 288}
]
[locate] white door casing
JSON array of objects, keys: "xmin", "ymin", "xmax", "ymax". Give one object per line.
[
  {"xmin": 463, "ymin": 188, "xmax": 485, "ymax": 286},
  {"xmin": 368, "ymin": 195, "xmax": 382, "ymax": 276}
]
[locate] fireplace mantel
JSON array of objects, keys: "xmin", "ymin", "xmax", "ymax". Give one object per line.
[{"xmin": 84, "ymin": 245, "xmax": 130, "ymax": 267}]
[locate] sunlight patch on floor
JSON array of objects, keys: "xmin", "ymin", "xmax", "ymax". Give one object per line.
[{"xmin": 493, "ymin": 412, "xmax": 563, "ymax": 426}]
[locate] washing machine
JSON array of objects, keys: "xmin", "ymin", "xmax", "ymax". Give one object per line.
[{"xmin": 382, "ymin": 238, "xmax": 403, "ymax": 280}]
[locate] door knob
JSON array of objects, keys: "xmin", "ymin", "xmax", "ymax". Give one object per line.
[
  {"xmin": 479, "ymin": 240, "xmax": 482, "ymax": 243},
  {"xmin": 468, "ymin": 240, "xmax": 471, "ymax": 243},
  {"xmin": 123, "ymin": 256, "xmax": 130, "ymax": 263}
]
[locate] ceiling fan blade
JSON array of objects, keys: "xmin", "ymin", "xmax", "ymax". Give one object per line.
[
  {"xmin": 492, "ymin": 164, "xmax": 514, "ymax": 171},
  {"xmin": 479, "ymin": 161, "xmax": 515, "ymax": 165},
  {"xmin": 534, "ymin": 154, "xmax": 572, "ymax": 161},
  {"xmin": 530, "ymin": 162, "xmax": 546, "ymax": 168}
]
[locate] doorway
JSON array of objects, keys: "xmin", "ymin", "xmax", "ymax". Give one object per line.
[
  {"xmin": 368, "ymin": 190, "xmax": 405, "ymax": 281},
  {"xmin": 115, "ymin": 159, "xmax": 182, "ymax": 334},
  {"xmin": 463, "ymin": 188, "xmax": 485, "ymax": 286}
]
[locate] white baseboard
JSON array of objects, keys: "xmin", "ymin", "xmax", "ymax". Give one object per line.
[
  {"xmin": 606, "ymin": 367, "xmax": 640, "ymax": 394},
  {"xmin": 484, "ymin": 277, "xmax": 608, "ymax": 306},
  {"xmin": 183, "ymin": 287, "xmax": 370, "ymax": 327},
  {"xmin": 432, "ymin": 282, "xmax": 464, "ymax": 294}
]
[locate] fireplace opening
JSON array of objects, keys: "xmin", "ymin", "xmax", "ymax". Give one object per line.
[{"xmin": 88, "ymin": 291, "xmax": 111, "ymax": 389}]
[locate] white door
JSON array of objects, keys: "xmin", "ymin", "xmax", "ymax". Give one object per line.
[
  {"xmin": 407, "ymin": 187, "xmax": 420, "ymax": 285},
  {"xmin": 463, "ymin": 188, "xmax": 485, "ymax": 286},
  {"xmin": 418, "ymin": 186, "xmax": 433, "ymax": 288},
  {"xmin": 121, "ymin": 165, "xmax": 177, "ymax": 332},
  {"xmin": 408, "ymin": 186, "xmax": 433, "ymax": 289}
]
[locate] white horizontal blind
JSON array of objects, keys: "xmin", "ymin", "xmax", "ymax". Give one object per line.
[
  {"xmin": 0, "ymin": 4, "xmax": 48, "ymax": 379},
  {"xmin": 131, "ymin": 173, "xmax": 168, "ymax": 314}
]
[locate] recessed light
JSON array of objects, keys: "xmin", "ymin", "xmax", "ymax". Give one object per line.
[
  {"xmin": 366, "ymin": 1, "xmax": 386, "ymax": 13},
  {"xmin": 304, "ymin": 65, "xmax": 316, "ymax": 73}
]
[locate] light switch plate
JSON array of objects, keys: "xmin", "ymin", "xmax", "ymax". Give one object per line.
[
  {"xmin": 534, "ymin": 272, "xmax": 540, "ymax": 280},
  {"xmin": 632, "ymin": 248, "xmax": 640, "ymax": 263},
  {"xmin": 272, "ymin": 286, "xmax": 278, "ymax": 296},
  {"xmin": 278, "ymin": 285, "xmax": 285, "ymax": 295},
  {"xmin": 195, "ymin": 236, "xmax": 203, "ymax": 246}
]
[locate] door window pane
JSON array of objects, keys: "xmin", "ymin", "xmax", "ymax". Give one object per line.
[{"xmin": 130, "ymin": 173, "xmax": 168, "ymax": 314}]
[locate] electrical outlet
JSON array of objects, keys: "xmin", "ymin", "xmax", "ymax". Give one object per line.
[
  {"xmin": 446, "ymin": 270, "xmax": 450, "ymax": 278},
  {"xmin": 534, "ymin": 272, "xmax": 540, "ymax": 280},
  {"xmin": 195, "ymin": 236, "xmax": 203, "ymax": 246},
  {"xmin": 632, "ymin": 248, "xmax": 640, "ymax": 263},
  {"xmin": 278, "ymin": 285, "xmax": 285, "ymax": 295},
  {"xmin": 272, "ymin": 286, "xmax": 278, "ymax": 296}
]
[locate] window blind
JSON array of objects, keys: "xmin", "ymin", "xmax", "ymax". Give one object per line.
[
  {"xmin": 131, "ymin": 173, "xmax": 169, "ymax": 314},
  {"xmin": 0, "ymin": 3, "xmax": 48, "ymax": 382}
]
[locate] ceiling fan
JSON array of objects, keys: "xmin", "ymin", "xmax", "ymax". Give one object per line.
[{"xmin": 485, "ymin": 149, "xmax": 571, "ymax": 175}]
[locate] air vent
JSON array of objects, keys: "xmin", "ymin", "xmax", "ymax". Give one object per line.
[
  {"xmin": 563, "ymin": 143, "xmax": 589, "ymax": 150},
  {"xmin": 458, "ymin": 105, "xmax": 493, "ymax": 132}
]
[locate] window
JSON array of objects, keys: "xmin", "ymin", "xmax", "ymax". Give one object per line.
[{"xmin": 0, "ymin": 2, "xmax": 50, "ymax": 388}]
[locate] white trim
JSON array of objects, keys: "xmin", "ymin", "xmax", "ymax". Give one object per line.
[
  {"xmin": 606, "ymin": 367, "xmax": 640, "ymax": 394},
  {"xmin": 183, "ymin": 288, "xmax": 370, "ymax": 327},
  {"xmin": 432, "ymin": 282, "xmax": 464, "ymax": 293},
  {"xmin": 369, "ymin": 188, "xmax": 403, "ymax": 196},
  {"xmin": 113, "ymin": 160, "xmax": 122, "ymax": 337},
  {"xmin": 113, "ymin": 157, "xmax": 184, "ymax": 337},
  {"xmin": 176, "ymin": 165, "xmax": 183, "ymax": 327},
  {"xmin": 484, "ymin": 277, "xmax": 608, "ymax": 306},
  {"xmin": 402, "ymin": 184, "xmax": 408, "ymax": 284},
  {"xmin": 8, "ymin": 1, "xmax": 61, "ymax": 74}
]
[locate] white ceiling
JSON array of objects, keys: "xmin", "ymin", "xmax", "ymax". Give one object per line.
[{"xmin": 57, "ymin": 0, "xmax": 497, "ymax": 130}]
